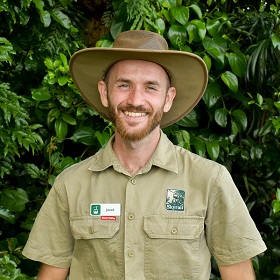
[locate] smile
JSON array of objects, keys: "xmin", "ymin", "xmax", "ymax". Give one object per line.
[{"xmin": 124, "ymin": 111, "xmax": 147, "ymax": 117}]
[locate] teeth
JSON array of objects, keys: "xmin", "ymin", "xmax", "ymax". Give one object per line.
[{"xmin": 124, "ymin": 111, "xmax": 147, "ymax": 117}]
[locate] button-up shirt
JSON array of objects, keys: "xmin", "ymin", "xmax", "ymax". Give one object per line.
[{"xmin": 23, "ymin": 131, "xmax": 266, "ymax": 279}]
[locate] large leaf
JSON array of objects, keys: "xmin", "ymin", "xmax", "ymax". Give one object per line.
[
  {"xmin": 0, "ymin": 208, "xmax": 16, "ymax": 224},
  {"xmin": 206, "ymin": 141, "xmax": 220, "ymax": 161},
  {"xmin": 231, "ymin": 109, "xmax": 247, "ymax": 132},
  {"xmin": 33, "ymin": 0, "xmax": 51, "ymax": 27},
  {"xmin": 202, "ymin": 36, "xmax": 227, "ymax": 64},
  {"xmin": 168, "ymin": 24, "xmax": 187, "ymax": 48},
  {"xmin": 50, "ymin": 9, "xmax": 71, "ymax": 29},
  {"xmin": 228, "ymin": 52, "xmax": 247, "ymax": 78},
  {"xmin": 193, "ymin": 137, "xmax": 205, "ymax": 157},
  {"xmin": 203, "ymin": 81, "xmax": 222, "ymax": 109},
  {"xmin": 206, "ymin": 18, "xmax": 220, "ymax": 37},
  {"xmin": 32, "ymin": 86, "xmax": 52, "ymax": 101},
  {"xmin": 55, "ymin": 118, "xmax": 68, "ymax": 140},
  {"xmin": 190, "ymin": 4, "xmax": 202, "ymax": 19},
  {"xmin": 61, "ymin": 113, "xmax": 77, "ymax": 125},
  {"xmin": 215, "ymin": 108, "xmax": 228, "ymax": 127},
  {"xmin": 176, "ymin": 110, "xmax": 198, "ymax": 127},
  {"xmin": 0, "ymin": 189, "xmax": 29, "ymax": 212},
  {"xmin": 271, "ymin": 33, "xmax": 280, "ymax": 50},
  {"xmin": 71, "ymin": 126, "xmax": 96, "ymax": 145},
  {"xmin": 221, "ymin": 71, "xmax": 238, "ymax": 92},
  {"xmin": 171, "ymin": 6, "xmax": 189, "ymax": 26}
]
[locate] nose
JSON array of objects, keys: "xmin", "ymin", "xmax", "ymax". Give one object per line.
[{"xmin": 127, "ymin": 87, "xmax": 145, "ymax": 107}]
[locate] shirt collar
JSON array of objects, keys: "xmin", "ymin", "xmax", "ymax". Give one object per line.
[{"xmin": 88, "ymin": 130, "xmax": 178, "ymax": 175}]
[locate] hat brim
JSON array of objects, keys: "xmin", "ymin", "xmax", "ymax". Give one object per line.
[{"xmin": 69, "ymin": 48, "xmax": 208, "ymax": 128}]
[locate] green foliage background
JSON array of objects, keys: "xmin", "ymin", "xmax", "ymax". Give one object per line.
[{"xmin": 1, "ymin": 0, "xmax": 280, "ymax": 278}]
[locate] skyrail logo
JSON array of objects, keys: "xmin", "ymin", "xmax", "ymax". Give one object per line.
[{"xmin": 166, "ymin": 189, "xmax": 185, "ymax": 211}]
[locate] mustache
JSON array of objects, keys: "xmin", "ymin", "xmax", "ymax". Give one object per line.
[{"xmin": 118, "ymin": 104, "xmax": 152, "ymax": 113}]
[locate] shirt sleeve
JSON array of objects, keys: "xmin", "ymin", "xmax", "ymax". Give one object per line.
[
  {"xmin": 22, "ymin": 177, "xmax": 74, "ymax": 268},
  {"xmin": 205, "ymin": 165, "xmax": 267, "ymax": 266}
]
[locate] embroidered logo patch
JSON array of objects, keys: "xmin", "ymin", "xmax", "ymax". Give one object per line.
[{"xmin": 166, "ymin": 189, "xmax": 185, "ymax": 211}]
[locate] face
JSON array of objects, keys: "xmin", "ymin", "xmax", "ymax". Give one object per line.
[{"xmin": 98, "ymin": 60, "xmax": 176, "ymax": 141}]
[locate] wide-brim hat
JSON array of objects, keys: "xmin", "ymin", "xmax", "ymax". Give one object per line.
[{"xmin": 70, "ymin": 30, "xmax": 208, "ymax": 127}]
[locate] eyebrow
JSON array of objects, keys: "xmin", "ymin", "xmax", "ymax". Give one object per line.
[{"xmin": 115, "ymin": 78, "xmax": 161, "ymax": 86}]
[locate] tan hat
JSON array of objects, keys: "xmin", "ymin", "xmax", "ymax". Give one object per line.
[{"xmin": 69, "ymin": 30, "xmax": 208, "ymax": 127}]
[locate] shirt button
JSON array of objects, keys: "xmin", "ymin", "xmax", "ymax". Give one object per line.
[
  {"xmin": 171, "ymin": 227, "xmax": 178, "ymax": 235},
  {"xmin": 128, "ymin": 213, "xmax": 135, "ymax": 220},
  {"xmin": 128, "ymin": 250, "xmax": 135, "ymax": 258},
  {"xmin": 89, "ymin": 227, "xmax": 94, "ymax": 234},
  {"xmin": 131, "ymin": 179, "xmax": 136, "ymax": 185}
]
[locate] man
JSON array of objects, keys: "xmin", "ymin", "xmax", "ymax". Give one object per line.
[{"xmin": 23, "ymin": 30, "xmax": 266, "ymax": 279}]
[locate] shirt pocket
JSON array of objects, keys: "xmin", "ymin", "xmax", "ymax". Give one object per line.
[
  {"xmin": 143, "ymin": 215, "xmax": 204, "ymax": 280},
  {"xmin": 70, "ymin": 216, "xmax": 123, "ymax": 280}
]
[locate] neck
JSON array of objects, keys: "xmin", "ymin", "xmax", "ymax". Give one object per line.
[{"xmin": 113, "ymin": 127, "xmax": 161, "ymax": 176}]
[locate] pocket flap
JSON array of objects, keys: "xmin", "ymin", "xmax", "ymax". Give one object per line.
[
  {"xmin": 70, "ymin": 216, "xmax": 120, "ymax": 239},
  {"xmin": 144, "ymin": 215, "xmax": 204, "ymax": 240}
]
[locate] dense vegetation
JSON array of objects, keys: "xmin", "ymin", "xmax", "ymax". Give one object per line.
[{"xmin": 0, "ymin": 0, "xmax": 280, "ymax": 278}]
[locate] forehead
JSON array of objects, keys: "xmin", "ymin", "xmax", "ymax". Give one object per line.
[{"xmin": 108, "ymin": 59, "xmax": 169, "ymax": 79}]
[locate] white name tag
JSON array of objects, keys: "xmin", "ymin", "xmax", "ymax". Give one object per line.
[{"xmin": 90, "ymin": 203, "xmax": 121, "ymax": 216}]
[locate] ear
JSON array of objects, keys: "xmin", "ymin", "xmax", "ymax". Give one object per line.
[
  {"xmin": 163, "ymin": 86, "xmax": 176, "ymax": 113},
  {"xmin": 98, "ymin": 80, "xmax": 109, "ymax": 108}
]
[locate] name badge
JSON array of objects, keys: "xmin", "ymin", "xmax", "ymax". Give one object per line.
[{"xmin": 90, "ymin": 203, "xmax": 121, "ymax": 217}]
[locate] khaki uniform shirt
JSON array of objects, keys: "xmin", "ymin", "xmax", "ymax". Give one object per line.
[{"xmin": 23, "ymin": 132, "xmax": 266, "ymax": 280}]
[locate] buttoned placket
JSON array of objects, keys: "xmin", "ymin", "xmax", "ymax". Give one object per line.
[{"xmin": 123, "ymin": 175, "xmax": 143, "ymax": 279}]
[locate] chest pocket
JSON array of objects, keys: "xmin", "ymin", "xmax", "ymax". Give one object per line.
[
  {"xmin": 143, "ymin": 215, "xmax": 204, "ymax": 280},
  {"xmin": 69, "ymin": 216, "xmax": 123, "ymax": 280},
  {"xmin": 70, "ymin": 216, "xmax": 120, "ymax": 239}
]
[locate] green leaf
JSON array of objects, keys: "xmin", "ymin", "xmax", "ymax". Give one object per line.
[
  {"xmin": 0, "ymin": 208, "xmax": 16, "ymax": 224},
  {"xmin": 190, "ymin": 4, "xmax": 202, "ymax": 19},
  {"xmin": 203, "ymin": 54, "xmax": 212, "ymax": 71},
  {"xmin": 32, "ymin": 86, "xmax": 52, "ymax": 101},
  {"xmin": 71, "ymin": 126, "xmax": 96, "ymax": 145},
  {"xmin": 176, "ymin": 110, "xmax": 198, "ymax": 127},
  {"xmin": 110, "ymin": 20, "xmax": 124, "ymax": 39},
  {"xmin": 203, "ymin": 81, "xmax": 222, "ymax": 109},
  {"xmin": 257, "ymin": 93, "xmax": 263, "ymax": 105},
  {"xmin": 276, "ymin": 188, "xmax": 280, "ymax": 200},
  {"xmin": 54, "ymin": 156, "xmax": 75, "ymax": 174},
  {"xmin": 58, "ymin": 95, "xmax": 72, "ymax": 108},
  {"xmin": 44, "ymin": 57, "xmax": 53, "ymax": 69},
  {"xmin": 61, "ymin": 113, "xmax": 76, "ymax": 125},
  {"xmin": 191, "ymin": 19, "xmax": 206, "ymax": 41},
  {"xmin": 203, "ymin": 36, "xmax": 227, "ymax": 64},
  {"xmin": 171, "ymin": 6, "xmax": 189, "ymax": 26},
  {"xmin": 58, "ymin": 76, "xmax": 68, "ymax": 86},
  {"xmin": 228, "ymin": 52, "xmax": 247, "ymax": 78},
  {"xmin": 55, "ymin": 118, "xmax": 68, "ymax": 140},
  {"xmin": 206, "ymin": 141, "xmax": 220, "ymax": 161},
  {"xmin": 24, "ymin": 163, "xmax": 41, "ymax": 178},
  {"xmin": 193, "ymin": 137, "xmax": 206, "ymax": 157},
  {"xmin": 95, "ymin": 131, "xmax": 110, "ymax": 147},
  {"xmin": 48, "ymin": 108, "xmax": 61, "ymax": 121},
  {"xmin": 232, "ymin": 109, "xmax": 247, "ymax": 131},
  {"xmin": 50, "ymin": 9, "xmax": 71, "ymax": 29},
  {"xmin": 271, "ymin": 33, "xmax": 280, "ymax": 50},
  {"xmin": 0, "ymin": 189, "xmax": 29, "ymax": 212},
  {"xmin": 215, "ymin": 108, "xmax": 228, "ymax": 127},
  {"xmin": 174, "ymin": 130, "xmax": 190, "ymax": 150},
  {"xmin": 168, "ymin": 24, "xmax": 187, "ymax": 48},
  {"xmin": 206, "ymin": 18, "xmax": 220, "ymax": 37},
  {"xmin": 259, "ymin": 121, "xmax": 273, "ymax": 136},
  {"xmin": 33, "ymin": 0, "xmax": 51, "ymax": 27},
  {"xmin": 221, "ymin": 71, "xmax": 238, "ymax": 92},
  {"xmin": 229, "ymin": 120, "xmax": 239, "ymax": 142},
  {"xmin": 155, "ymin": 18, "xmax": 165, "ymax": 34}
]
